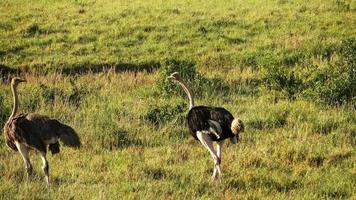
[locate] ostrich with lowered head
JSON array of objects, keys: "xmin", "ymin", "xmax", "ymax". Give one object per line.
[
  {"xmin": 168, "ymin": 72, "xmax": 244, "ymax": 179},
  {"xmin": 3, "ymin": 77, "xmax": 81, "ymax": 184}
]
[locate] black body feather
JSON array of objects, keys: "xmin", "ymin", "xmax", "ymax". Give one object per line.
[
  {"xmin": 3, "ymin": 113, "xmax": 81, "ymax": 153},
  {"xmin": 49, "ymin": 142, "xmax": 60, "ymax": 154},
  {"xmin": 187, "ymin": 106, "xmax": 235, "ymax": 141}
]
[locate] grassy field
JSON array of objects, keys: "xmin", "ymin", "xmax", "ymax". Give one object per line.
[{"xmin": 0, "ymin": 0, "xmax": 355, "ymax": 199}]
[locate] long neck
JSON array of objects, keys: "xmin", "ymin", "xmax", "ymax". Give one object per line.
[
  {"xmin": 9, "ymin": 84, "xmax": 19, "ymax": 119},
  {"xmin": 176, "ymin": 78, "xmax": 195, "ymax": 110}
]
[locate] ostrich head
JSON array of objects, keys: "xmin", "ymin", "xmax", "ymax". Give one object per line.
[
  {"xmin": 11, "ymin": 77, "xmax": 26, "ymax": 87},
  {"xmin": 230, "ymin": 118, "xmax": 244, "ymax": 144},
  {"xmin": 231, "ymin": 118, "xmax": 244, "ymax": 135},
  {"xmin": 167, "ymin": 72, "xmax": 182, "ymax": 81}
]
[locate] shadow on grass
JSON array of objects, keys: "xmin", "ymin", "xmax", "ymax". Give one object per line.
[
  {"xmin": 0, "ymin": 61, "xmax": 160, "ymax": 80},
  {"xmin": 99, "ymin": 129, "xmax": 144, "ymax": 151},
  {"xmin": 60, "ymin": 62, "xmax": 160, "ymax": 75},
  {"xmin": 0, "ymin": 64, "xmax": 19, "ymax": 82}
]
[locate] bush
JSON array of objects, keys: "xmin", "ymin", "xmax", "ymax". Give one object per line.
[
  {"xmin": 99, "ymin": 127, "xmax": 142, "ymax": 150},
  {"xmin": 262, "ymin": 38, "xmax": 355, "ymax": 105},
  {"xmin": 156, "ymin": 60, "xmax": 197, "ymax": 96},
  {"xmin": 144, "ymin": 102, "xmax": 186, "ymax": 125},
  {"xmin": 262, "ymin": 66, "xmax": 303, "ymax": 98},
  {"xmin": 303, "ymin": 38, "xmax": 355, "ymax": 105},
  {"xmin": 24, "ymin": 80, "xmax": 89, "ymax": 110},
  {"xmin": 303, "ymin": 66, "xmax": 354, "ymax": 105},
  {"xmin": 156, "ymin": 59, "xmax": 228, "ymax": 97},
  {"xmin": 340, "ymin": 37, "xmax": 356, "ymax": 69}
]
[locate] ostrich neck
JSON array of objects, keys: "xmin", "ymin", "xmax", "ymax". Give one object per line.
[
  {"xmin": 176, "ymin": 79, "xmax": 195, "ymax": 110},
  {"xmin": 9, "ymin": 84, "xmax": 19, "ymax": 119}
]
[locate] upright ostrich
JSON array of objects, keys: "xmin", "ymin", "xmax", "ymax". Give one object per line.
[
  {"xmin": 168, "ymin": 72, "xmax": 244, "ymax": 179},
  {"xmin": 3, "ymin": 77, "xmax": 81, "ymax": 184}
]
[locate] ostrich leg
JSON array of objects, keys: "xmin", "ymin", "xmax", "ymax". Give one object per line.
[
  {"xmin": 196, "ymin": 131, "xmax": 220, "ymax": 180},
  {"xmin": 40, "ymin": 152, "xmax": 50, "ymax": 185},
  {"xmin": 214, "ymin": 141, "xmax": 224, "ymax": 178},
  {"xmin": 15, "ymin": 141, "xmax": 33, "ymax": 180}
]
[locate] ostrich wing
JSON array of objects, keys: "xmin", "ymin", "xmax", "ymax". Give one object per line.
[
  {"xmin": 25, "ymin": 114, "xmax": 81, "ymax": 148},
  {"xmin": 207, "ymin": 119, "xmax": 222, "ymax": 134},
  {"xmin": 4, "ymin": 114, "xmax": 46, "ymax": 152},
  {"xmin": 188, "ymin": 106, "xmax": 235, "ymax": 141},
  {"xmin": 209, "ymin": 108, "xmax": 239, "ymax": 144},
  {"xmin": 24, "ymin": 114, "xmax": 61, "ymax": 142},
  {"xmin": 208, "ymin": 107, "xmax": 234, "ymax": 129}
]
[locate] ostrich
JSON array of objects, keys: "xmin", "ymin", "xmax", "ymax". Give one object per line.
[
  {"xmin": 3, "ymin": 77, "xmax": 81, "ymax": 185},
  {"xmin": 168, "ymin": 72, "xmax": 244, "ymax": 179}
]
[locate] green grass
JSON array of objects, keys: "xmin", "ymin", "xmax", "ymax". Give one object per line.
[{"xmin": 0, "ymin": 0, "xmax": 355, "ymax": 199}]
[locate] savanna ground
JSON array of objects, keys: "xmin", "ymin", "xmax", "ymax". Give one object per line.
[{"xmin": 0, "ymin": 0, "xmax": 355, "ymax": 199}]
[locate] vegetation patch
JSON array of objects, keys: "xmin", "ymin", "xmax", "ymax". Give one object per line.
[
  {"xmin": 310, "ymin": 114, "xmax": 339, "ymax": 135},
  {"xmin": 143, "ymin": 168, "xmax": 167, "ymax": 180},
  {"xmin": 144, "ymin": 102, "xmax": 186, "ymax": 126},
  {"xmin": 262, "ymin": 66, "xmax": 302, "ymax": 99},
  {"xmin": 99, "ymin": 128, "xmax": 142, "ymax": 150},
  {"xmin": 22, "ymin": 23, "xmax": 41, "ymax": 37},
  {"xmin": 0, "ymin": 0, "xmax": 354, "ymax": 199},
  {"xmin": 157, "ymin": 59, "xmax": 228, "ymax": 97},
  {"xmin": 262, "ymin": 38, "xmax": 356, "ymax": 105}
]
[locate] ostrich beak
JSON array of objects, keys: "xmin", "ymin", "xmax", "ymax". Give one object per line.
[
  {"xmin": 230, "ymin": 135, "xmax": 238, "ymax": 144},
  {"xmin": 167, "ymin": 72, "xmax": 179, "ymax": 80},
  {"xmin": 19, "ymin": 79, "xmax": 26, "ymax": 82}
]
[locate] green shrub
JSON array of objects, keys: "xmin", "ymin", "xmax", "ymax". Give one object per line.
[
  {"xmin": 99, "ymin": 127, "xmax": 142, "ymax": 150},
  {"xmin": 144, "ymin": 102, "xmax": 186, "ymax": 125},
  {"xmin": 303, "ymin": 38, "xmax": 355, "ymax": 105},
  {"xmin": 157, "ymin": 59, "xmax": 197, "ymax": 96},
  {"xmin": 157, "ymin": 59, "xmax": 228, "ymax": 97},
  {"xmin": 340, "ymin": 37, "xmax": 356, "ymax": 69},
  {"xmin": 262, "ymin": 38, "xmax": 355, "ymax": 105},
  {"xmin": 303, "ymin": 66, "xmax": 354, "ymax": 105},
  {"xmin": 262, "ymin": 66, "xmax": 303, "ymax": 98},
  {"xmin": 20, "ymin": 81, "xmax": 88, "ymax": 111}
]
